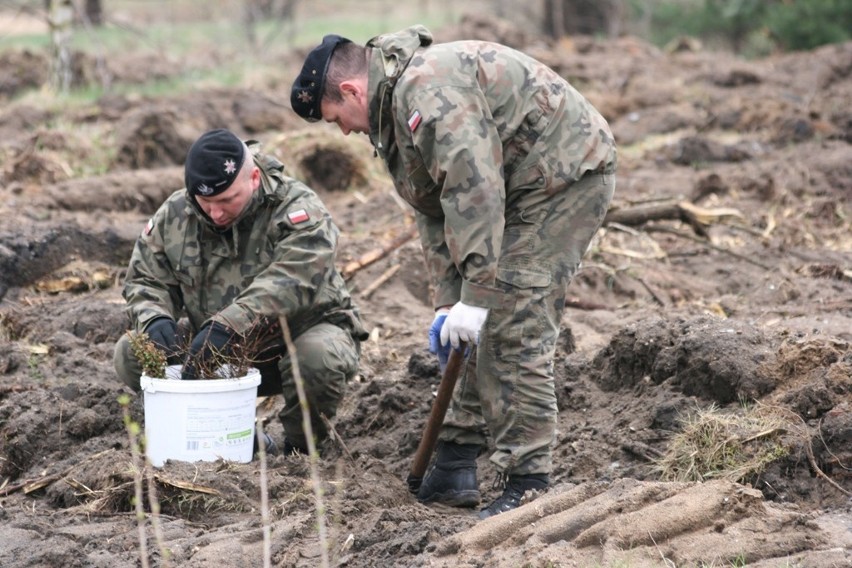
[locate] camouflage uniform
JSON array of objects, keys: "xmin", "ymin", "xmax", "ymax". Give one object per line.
[
  {"xmin": 365, "ymin": 26, "xmax": 616, "ymax": 476},
  {"xmin": 114, "ymin": 141, "xmax": 368, "ymax": 449}
]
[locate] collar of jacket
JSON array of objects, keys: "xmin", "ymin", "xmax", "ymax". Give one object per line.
[{"xmin": 366, "ymin": 25, "xmax": 433, "ymax": 158}]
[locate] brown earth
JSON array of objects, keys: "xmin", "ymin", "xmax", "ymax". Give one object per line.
[{"xmin": 1, "ymin": 14, "xmax": 851, "ymax": 568}]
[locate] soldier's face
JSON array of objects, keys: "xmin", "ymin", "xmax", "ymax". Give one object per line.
[
  {"xmin": 195, "ymin": 164, "xmax": 260, "ymax": 227},
  {"xmin": 321, "ymin": 80, "xmax": 369, "ymax": 135}
]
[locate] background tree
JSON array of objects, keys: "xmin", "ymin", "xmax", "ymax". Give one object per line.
[
  {"xmin": 242, "ymin": 0, "xmax": 299, "ymax": 51},
  {"xmin": 47, "ymin": 0, "xmax": 73, "ymax": 93},
  {"xmin": 543, "ymin": 0, "xmax": 624, "ymax": 39},
  {"xmin": 83, "ymin": 0, "xmax": 102, "ymax": 26}
]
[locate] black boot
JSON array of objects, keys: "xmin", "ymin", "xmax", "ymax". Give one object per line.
[
  {"xmin": 478, "ymin": 473, "xmax": 549, "ymax": 520},
  {"xmin": 417, "ymin": 442, "xmax": 481, "ymax": 508},
  {"xmin": 253, "ymin": 432, "xmax": 279, "ymax": 457},
  {"xmin": 282, "ymin": 439, "xmax": 307, "ymax": 456}
]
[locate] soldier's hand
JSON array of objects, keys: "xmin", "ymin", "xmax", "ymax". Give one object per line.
[
  {"xmin": 181, "ymin": 321, "xmax": 236, "ymax": 380},
  {"xmin": 440, "ymin": 301, "xmax": 488, "ymax": 349},
  {"xmin": 144, "ymin": 317, "xmax": 180, "ymax": 364},
  {"xmin": 428, "ymin": 307, "xmax": 451, "ymax": 372}
]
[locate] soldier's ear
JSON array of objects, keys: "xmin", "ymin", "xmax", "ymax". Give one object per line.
[
  {"xmin": 339, "ymin": 80, "xmax": 357, "ymax": 97},
  {"xmin": 340, "ymin": 78, "xmax": 367, "ymax": 101},
  {"xmin": 250, "ymin": 166, "xmax": 261, "ymax": 190}
]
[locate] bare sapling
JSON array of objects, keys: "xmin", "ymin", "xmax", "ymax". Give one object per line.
[
  {"xmin": 256, "ymin": 419, "xmax": 272, "ymax": 568},
  {"xmin": 279, "ymin": 315, "xmax": 330, "ymax": 568}
]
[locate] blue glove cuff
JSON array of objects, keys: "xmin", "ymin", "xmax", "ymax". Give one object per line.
[{"xmin": 428, "ymin": 314, "xmax": 448, "ymax": 353}]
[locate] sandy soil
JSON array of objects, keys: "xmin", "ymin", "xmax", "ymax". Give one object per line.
[{"xmin": 0, "ymin": 14, "xmax": 850, "ymax": 568}]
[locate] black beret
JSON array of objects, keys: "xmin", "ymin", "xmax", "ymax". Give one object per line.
[
  {"xmin": 184, "ymin": 129, "xmax": 246, "ymax": 197},
  {"xmin": 291, "ymin": 34, "xmax": 352, "ymax": 122}
]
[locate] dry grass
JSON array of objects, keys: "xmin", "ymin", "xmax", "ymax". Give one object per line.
[{"xmin": 655, "ymin": 403, "xmax": 799, "ymax": 483}]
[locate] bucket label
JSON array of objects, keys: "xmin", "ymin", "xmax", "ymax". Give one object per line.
[{"xmin": 185, "ymin": 401, "xmax": 254, "ymax": 451}]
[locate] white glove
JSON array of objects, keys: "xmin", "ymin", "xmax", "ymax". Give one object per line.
[{"xmin": 440, "ymin": 301, "xmax": 488, "ymax": 349}]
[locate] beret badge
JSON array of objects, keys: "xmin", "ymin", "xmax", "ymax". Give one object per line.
[{"xmin": 184, "ymin": 129, "xmax": 246, "ymax": 198}]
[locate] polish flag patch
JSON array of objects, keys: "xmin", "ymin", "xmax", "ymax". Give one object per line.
[
  {"xmin": 288, "ymin": 209, "xmax": 310, "ymax": 224},
  {"xmin": 143, "ymin": 218, "xmax": 154, "ymax": 236},
  {"xmin": 408, "ymin": 110, "xmax": 422, "ymax": 132}
]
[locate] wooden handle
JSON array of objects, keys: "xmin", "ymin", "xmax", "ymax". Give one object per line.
[{"xmin": 407, "ymin": 345, "xmax": 466, "ymax": 492}]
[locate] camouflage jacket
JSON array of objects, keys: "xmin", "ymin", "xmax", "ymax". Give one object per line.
[
  {"xmin": 122, "ymin": 141, "xmax": 367, "ymax": 343},
  {"xmin": 366, "ymin": 26, "xmax": 616, "ymax": 309}
]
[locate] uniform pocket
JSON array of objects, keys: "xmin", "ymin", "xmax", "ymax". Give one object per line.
[
  {"xmin": 487, "ymin": 266, "xmax": 552, "ymax": 364},
  {"xmin": 496, "ymin": 267, "xmax": 551, "ymax": 290},
  {"xmin": 405, "ymin": 161, "xmax": 443, "ymax": 218}
]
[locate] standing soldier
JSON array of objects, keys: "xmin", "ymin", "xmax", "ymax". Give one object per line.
[{"xmin": 291, "ymin": 26, "xmax": 616, "ymax": 518}]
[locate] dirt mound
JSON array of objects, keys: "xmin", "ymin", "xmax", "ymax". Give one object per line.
[
  {"xmin": 0, "ymin": 17, "xmax": 850, "ymax": 568},
  {"xmin": 430, "ymin": 479, "xmax": 850, "ymax": 567},
  {"xmin": 0, "ymin": 49, "xmax": 47, "ymax": 99}
]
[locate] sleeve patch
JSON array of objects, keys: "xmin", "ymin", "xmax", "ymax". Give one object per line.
[
  {"xmin": 408, "ymin": 110, "xmax": 422, "ymax": 132},
  {"xmin": 288, "ymin": 209, "xmax": 310, "ymax": 224},
  {"xmin": 143, "ymin": 218, "xmax": 154, "ymax": 236}
]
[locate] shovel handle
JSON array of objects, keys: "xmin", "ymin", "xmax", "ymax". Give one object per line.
[{"xmin": 407, "ymin": 344, "xmax": 466, "ymax": 493}]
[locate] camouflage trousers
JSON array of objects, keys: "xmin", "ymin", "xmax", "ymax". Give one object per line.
[
  {"xmin": 114, "ymin": 322, "xmax": 360, "ymax": 450},
  {"xmin": 441, "ymin": 168, "xmax": 615, "ymax": 476}
]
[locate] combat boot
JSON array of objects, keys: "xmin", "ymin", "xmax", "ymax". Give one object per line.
[
  {"xmin": 253, "ymin": 432, "xmax": 279, "ymax": 457},
  {"xmin": 417, "ymin": 442, "xmax": 481, "ymax": 507},
  {"xmin": 282, "ymin": 439, "xmax": 307, "ymax": 456},
  {"xmin": 478, "ymin": 473, "xmax": 549, "ymax": 520}
]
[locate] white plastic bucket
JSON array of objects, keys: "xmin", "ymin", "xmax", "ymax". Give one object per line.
[{"xmin": 140, "ymin": 365, "xmax": 261, "ymax": 467}]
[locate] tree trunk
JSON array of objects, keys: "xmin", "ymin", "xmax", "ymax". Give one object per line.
[
  {"xmin": 84, "ymin": 0, "xmax": 103, "ymax": 26},
  {"xmin": 543, "ymin": 0, "xmax": 622, "ymax": 38},
  {"xmin": 47, "ymin": 0, "xmax": 74, "ymax": 93}
]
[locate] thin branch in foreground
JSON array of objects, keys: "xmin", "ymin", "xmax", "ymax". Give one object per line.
[
  {"xmin": 145, "ymin": 462, "xmax": 171, "ymax": 568},
  {"xmin": 279, "ymin": 316, "xmax": 330, "ymax": 568},
  {"xmin": 256, "ymin": 420, "xmax": 272, "ymax": 568},
  {"xmin": 119, "ymin": 394, "xmax": 149, "ymax": 568}
]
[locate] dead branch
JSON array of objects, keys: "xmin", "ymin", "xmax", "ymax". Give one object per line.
[
  {"xmin": 564, "ymin": 297, "xmax": 611, "ymax": 310},
  {"xmin": 0, "ymin": 384, "xmax": 33, "ymax": 396},
  {"xmin": 152, "ymin": 474, "xmax": 221, "ymax": 496},
  {"xmin": 360, "ymin": 264, "xmax": 401, "ymax": 299},
  {"xmin": 321, "ymin": 414, "xmax": 356, "ymax": 465},
  {"xmin": 806, "ymin": 439, "xmax": 851, "ymax": 497},
  {"xmin": 605, "ymin": 200, "xmax": 745, "ymax": 238},
  {"xmin": 621, "ymin": 442, "xmax": 664, "ymax": 462},
  {"xmin": 0, "ymin": 448, "xmax": 115, "ymax": 496},
  {"xmin": 759, "ymin": 403, "xmax": 850, "ymax": 498},
  {"xmin": 637, "ymin": 277, "xmax": 667, "ymax": 307},
  {"xmin": 342, "ymin": 224, "xmax": 417, "ymax": 279},
  {"xmin": 605, "ymin": 202, "xmax": 684, "ymax": 226},
  {"xmin": 645, "ymin": 224, "xmax": 771, "ymax": 270}
]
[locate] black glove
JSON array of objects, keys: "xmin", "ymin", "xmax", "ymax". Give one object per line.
[
  {"xmin": 181, "ymin": 321, "xmax": 236, "ymax": 381},
  {"xmin": 144, "ymin": 317, "xmax": 180, "ymax": 364}
]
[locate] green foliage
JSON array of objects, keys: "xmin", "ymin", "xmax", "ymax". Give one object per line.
[
  {"xmin": 27, "ymin": 352, "xmax": 45, "ymax": 381},
  {"xmin": 127, "ymin": 331, "xmax": 167, "ymax": 379},
  {"xmin": 764, "ymin": 0, "xmax": 852, "ymax": 51},
  {"xmin": 642, "ymin": 0, "xmax": 706, "ymax": 47},
  {"xmin": 642, "ymin": 0, "xmax": 852, "ymax": 54}
]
